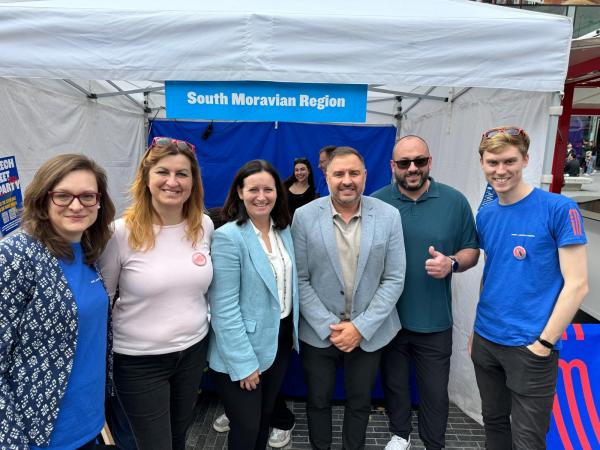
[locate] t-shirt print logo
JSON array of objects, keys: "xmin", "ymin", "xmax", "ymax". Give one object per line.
[
  {"xmin": 513, "ymin": 246, "xmax": 526, "ymax": 260},
  {"xmin": 569, "ymin": 209, "xmax": 583, "ymax": 236}
]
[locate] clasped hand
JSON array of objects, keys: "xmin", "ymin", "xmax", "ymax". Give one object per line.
[{"xmin": 330, "ymin": 321, "xmax": 363, "ymax": 352}]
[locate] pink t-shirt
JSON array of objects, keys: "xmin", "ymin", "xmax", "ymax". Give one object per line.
[{"xmin": 99, "ymin": 216, "xmax": 213, "ymax": 355}]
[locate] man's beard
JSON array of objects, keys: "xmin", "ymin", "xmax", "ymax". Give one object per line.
[{"xmin": 395, "ymin": 170, "xmax": 428, "ymax": 191}]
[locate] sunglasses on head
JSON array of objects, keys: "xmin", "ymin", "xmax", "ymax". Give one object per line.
[
  {"xmin": 393, "ymin": 156, "xmax": 430, "ymax": 169},
  {"xmin": 151, "ymin": 136, "xmax": 196, "ymax": 153},
  {"xmin": 481, "ymin": 127, "xmax": 525, "ymax": 140}
]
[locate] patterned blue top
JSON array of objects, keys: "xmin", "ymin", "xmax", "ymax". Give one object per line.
[{"xmin": 0, "ymin": 231, "xmax": 112, "ymax": 449}]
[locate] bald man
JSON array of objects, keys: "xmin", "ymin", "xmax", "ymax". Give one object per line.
[{"xmin": 372, "ymin": 135, "xmax": 480, "ymax": 450}]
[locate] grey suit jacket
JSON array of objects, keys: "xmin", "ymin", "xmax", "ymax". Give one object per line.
[{"xmin": 291, "ymin": 196, "xmax": 406, "ymax": 352}]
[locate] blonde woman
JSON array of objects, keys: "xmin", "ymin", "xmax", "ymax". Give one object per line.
[{"xmin": 99, "ymin": 137, "xmax": 213, "ymax": 450}]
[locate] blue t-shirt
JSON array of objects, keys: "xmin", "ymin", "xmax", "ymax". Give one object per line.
[
  {"xmin": 31, "ymin": 244, "xmax": 108, "ymax": 450},
  {"xmin": 475, "ymin": 188, "xmax": 587, "ymax": 347}
]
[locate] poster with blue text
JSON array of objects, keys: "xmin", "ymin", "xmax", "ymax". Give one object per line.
[{"xmin": 0, "ymin": 156, "xmax": 22, "ymax": 237}]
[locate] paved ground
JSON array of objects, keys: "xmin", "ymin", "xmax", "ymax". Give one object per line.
[{"xmin": 186, "ymin": 394, "xmax": 485, "ymax": 449}]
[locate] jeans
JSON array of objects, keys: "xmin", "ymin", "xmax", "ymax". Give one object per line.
[
  {"xmin": 113, "ymin": 338, "xmax": 208, "ymax": 450},
  {"xmin": 381, "ymin": 328, "xmax": 452, "ymax": 450},
  {"xmin": 471, "ymin": 333, "xmax": 558, "ymax": 450}
]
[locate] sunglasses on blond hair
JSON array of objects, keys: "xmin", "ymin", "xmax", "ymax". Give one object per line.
[
  {"xmin": 151, "ymin": 136, "xmax": 196, "ymax": 153},
  {"xmin": 481, "ymin": 127, "xmax": 525, "ymax": 140}
]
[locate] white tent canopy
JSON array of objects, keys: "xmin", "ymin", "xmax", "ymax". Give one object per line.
[
  {"xmin": 0, "ymin": 0, "xmax": 572, "ymax": 424},
  {"xmin": 0, "ymin": 0, "xmax": 571, "ymax": 90}
]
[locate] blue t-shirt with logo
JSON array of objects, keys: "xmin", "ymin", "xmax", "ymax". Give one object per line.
[
  {"xmin": 31, "ymin": 243, "xmax": 108, "ymax": 450},
  {"xmin": 475, "ymin": 188, "xmax": 587, "ymax": 348}
]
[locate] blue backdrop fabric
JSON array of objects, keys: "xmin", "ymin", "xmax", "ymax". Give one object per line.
[{"xmin": 148, "ymin": 120, "xmax": 396, "ymax": 208}]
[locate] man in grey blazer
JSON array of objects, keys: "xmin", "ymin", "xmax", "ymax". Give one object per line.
[{"xmin": 292, "ymin": 147, "xmax": 406, "ymax": 450}]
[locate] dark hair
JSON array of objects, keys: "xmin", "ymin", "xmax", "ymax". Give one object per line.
[
  {"xmin": 284, "ymin": 157, "xmax": 316, "ymax": 192},
  {"xmin": 327, "ymin": 146, "xmax": 365, "ymax": 168},
  {"xmin": 21, "ymin": 153, "xmax": 116, "ymax": 265},
  {"xmin": 222, "ymin": 159, "xmax": 291, "ymax": 229},
  {"xmin": 319, "ymin": 145, "xmax": 337, "ymax": 158}
]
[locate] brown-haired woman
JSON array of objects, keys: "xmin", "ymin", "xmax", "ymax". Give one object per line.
[
  {"xmin": 283, "ymin": 157, "xmax": 317, "ymax": 217},
  {"xmin": 99, "ymin": 137, "xmax": 213, "ymax": 450},
  {"xmin": 207, "ymin": 159, "xmax": 299, "ymax": 450},
  {"xmin": 0, "ymin": 154, "xmax": 115, "ymax": 449}
]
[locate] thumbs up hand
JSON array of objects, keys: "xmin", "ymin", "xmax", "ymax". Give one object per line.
[{"xmin": 425, "ymin": 245, "xmax": 452, "ymax": 279}]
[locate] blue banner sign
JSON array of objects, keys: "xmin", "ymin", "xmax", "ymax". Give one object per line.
[
  {"xmin": 165, "ymin": 81, "xmax": 367, "ymax": 123},
  {"xmin": 0, "ymin": 156, "xmax": 22, "ymax": 237}
]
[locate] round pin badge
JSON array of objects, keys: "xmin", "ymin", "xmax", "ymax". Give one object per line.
[
  {"xmin": 513, "ymin": 246, "xmax": 526, "ymax": 260},
  {"xmin": 192, "ymin": 252, "xmax": 207, "ymax": 266}
]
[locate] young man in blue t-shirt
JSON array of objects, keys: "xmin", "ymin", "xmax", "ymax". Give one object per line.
[{"xmin": 471, "ymin": 127, "xmax": 589, "ymax": 450}]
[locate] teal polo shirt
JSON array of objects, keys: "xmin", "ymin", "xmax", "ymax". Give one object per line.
[{"xmin": 372, "ymin": 179, "xmax": 478, "ymax": 332}]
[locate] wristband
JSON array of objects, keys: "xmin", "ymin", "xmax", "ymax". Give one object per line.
[{"xmin": 537, "ymin": 337, "xmax": 554, "ymax": 349}]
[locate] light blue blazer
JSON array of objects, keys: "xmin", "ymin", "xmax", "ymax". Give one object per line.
[
  {"xmin": 207, "ymin": 220, "xmax": 300, "ymax": 381},
  {"xmin": 291, "ymin": 196, "xmax": 406, "ymax": 352}
]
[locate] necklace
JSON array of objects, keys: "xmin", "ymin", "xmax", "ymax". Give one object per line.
[{"xmin": 267, "ymin": 231, "xmax": 287, "ymax": 313}]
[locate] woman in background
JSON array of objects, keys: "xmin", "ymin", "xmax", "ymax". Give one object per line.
[
  {"xmin": 208, "ymin": 159, "xmax": 299, "ymax": 450},
  {"xmin": 99, "ymin": 137, "xmax": 213, "ymax": 450},
  {"xmin": 0, "ymin": 154, "xmax": 115, "ymax": 449},
  {"xmin": 283, "ymin": 157, "xmax": 317, "ymax": 217}
]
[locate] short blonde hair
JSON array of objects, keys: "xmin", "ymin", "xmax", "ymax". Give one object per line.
[{"xmin": 479, "ymin": 127, "xmax": 530, "ymax": 158}]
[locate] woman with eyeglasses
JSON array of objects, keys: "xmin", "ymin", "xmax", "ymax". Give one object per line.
[
  {"xmin": 0, "ymin": 154, "xmax": 115, "ymax": 449},
  {"xmin": 99, "ymin": 137, "xmax": 213, "ymax": 450},
  {"xmin": 208, "ymin": 159, "xmax": 299, "ymax": 450},
  {"xmin": 283, "ymin": 157, "xmax": 317, "ymax": 217}
]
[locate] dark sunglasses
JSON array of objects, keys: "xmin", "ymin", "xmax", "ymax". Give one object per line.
[
  {"xmin": 393, "ymin": 156, "xmax": 430, "ymax": 169},
  {"xmin": 151, "ymin": 136, "xmax": 196, "ymax": 153},
  {"xmin": 481, "ymin": 127, "xmax": 524, "ymax": 140},
  {"xmin": 48, "ymin": 191, "xmax": 101, "ymax": 207}
]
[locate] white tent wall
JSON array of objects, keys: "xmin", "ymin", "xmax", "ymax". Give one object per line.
[
  {"xmin": 0, "ymin": 78, "xmax": 145, "ymax": 215},
  {"xmin": 401, "ymin": 88, "xmax": 553, "ymax": 422}
]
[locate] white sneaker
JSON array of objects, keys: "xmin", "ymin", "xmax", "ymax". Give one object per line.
[
  {"xmin": 212, "ymin": 413, "xmax": 230, "ymax": 433},
  {"xmin": 384, "ymin": 435, "xmax": 411, "ymax": 450},
  {"xmin": 268, "ymin": 426, "xmax": 293, "ymax": 448}
]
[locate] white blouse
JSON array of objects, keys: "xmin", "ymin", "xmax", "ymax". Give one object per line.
[{"xmin": 251, "ymin": 221, "xmax": 293, "ymax": 318}]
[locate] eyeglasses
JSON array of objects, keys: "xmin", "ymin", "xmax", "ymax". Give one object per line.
[
  {"xmin": 393, "ymin": 156, "xmax": 430, "ymax": 169},
  {"xmin": 481, "ymin": 127, "xmax": 525, "ymax": 140},
  {"xmin": 48, "ymin": 191, "xmax": 101, "ymax": 207},
  {"xmin": 151, "ymin": 136, "xmax": 196, "ymax": 153}
]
